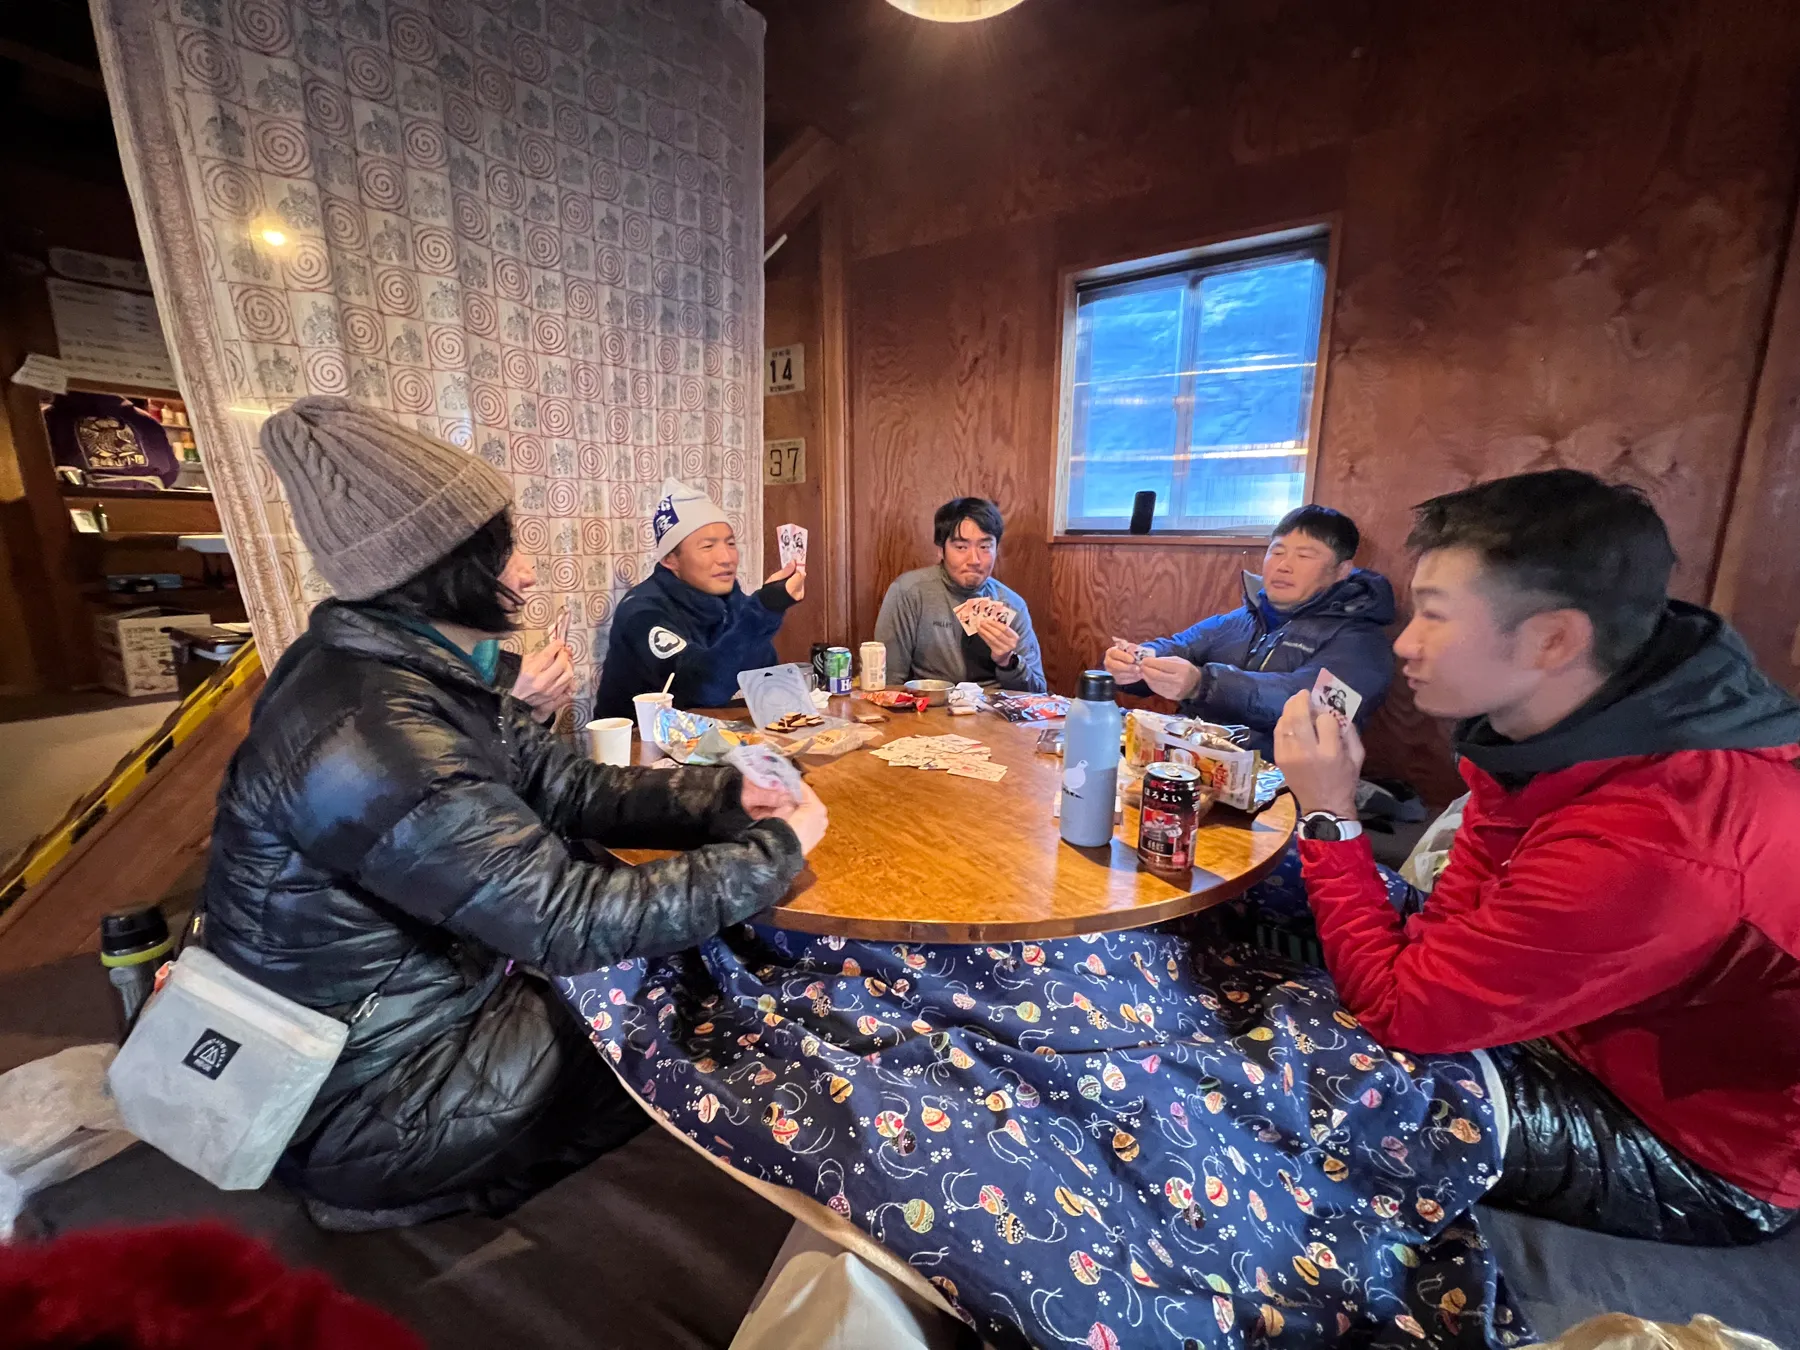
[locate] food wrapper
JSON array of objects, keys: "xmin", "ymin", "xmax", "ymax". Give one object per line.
[
  {"xmin": 782, "ymin": 721, "xmax": 880, "ymax": 760},
  {"xmin": 651, "ymin": 707, "xmax": 762, "ymax": 763},
  {"xmin": 983, "ymin": 691, "xmax": 1070, "ymax": 723},
  {"xmin": 859, "ymin": 689, "xmax": 928, "ymax": 713}
]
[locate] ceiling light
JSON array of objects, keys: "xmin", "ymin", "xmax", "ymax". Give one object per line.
[
  {"xmin": 884, "ymin": 0, "xmax": 1029, "ymax": 21},
  {"xmin": 258, "ymin": 228, "xmax": 288, "ymax": 247}
]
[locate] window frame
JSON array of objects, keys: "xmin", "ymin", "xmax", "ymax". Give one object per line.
[{"xmin": 1049, "ymin": 217, "xmax": 1340, "ymax": 547}]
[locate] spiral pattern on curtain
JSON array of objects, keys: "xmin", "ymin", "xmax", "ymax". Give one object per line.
[{"xmin": 91, "ymin": 0, "xmax": 765, "ymax": 724}]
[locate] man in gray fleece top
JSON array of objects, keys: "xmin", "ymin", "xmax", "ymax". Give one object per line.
[{"xmin": 873, "ymin": 497, "xmax": 1047, "ymax": 693}]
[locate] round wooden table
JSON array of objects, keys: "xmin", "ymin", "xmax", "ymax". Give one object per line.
[{"xmin": 624, "ymin": 696, "xmax": 1295, "ymax": 944}]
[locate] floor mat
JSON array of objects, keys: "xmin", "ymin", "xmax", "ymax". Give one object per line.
[{"xmin": 26, "ymin": 1122, "xmax": 789, "ymax": 1348}]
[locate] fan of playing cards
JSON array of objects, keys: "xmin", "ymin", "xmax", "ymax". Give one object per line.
[
  {"xmin": 954, "ymin": 595, "xmax": 1015, "ymax": 636},
  {"xmin": 777, "ymin": 523, "xmax": 808, "ymax": 570}
]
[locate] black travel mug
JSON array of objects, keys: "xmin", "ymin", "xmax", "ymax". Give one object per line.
[{"xmin": 101, "ymin": 907, "xmax": 173, "ymax": 1039}]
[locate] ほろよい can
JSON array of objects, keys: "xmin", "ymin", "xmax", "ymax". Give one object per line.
[
  {"xmin": 1138, "ymin": 763, "xmax": 1202, "ymax": 872},
  {"xmin": 824, "ymin": 646, "xmax": 853, "ymax": 694}
]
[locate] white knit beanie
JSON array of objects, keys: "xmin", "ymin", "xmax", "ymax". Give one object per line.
[
  {"xmin": 651, "ymin": 477, "xmax": 731, "ymax": 560},
  {"xmin": 259, "ymin": 397, "xmax": 513, "ymax": 600}
]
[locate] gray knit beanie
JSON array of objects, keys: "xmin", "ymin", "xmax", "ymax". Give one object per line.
[{"xmin": 259, "ymin": 397, "xmax": 512, "ymax": 601}]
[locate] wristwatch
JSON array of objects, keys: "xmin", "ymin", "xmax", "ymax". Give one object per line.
[{"xmin": 1299, "ymin": 810, "xmax": 1364, "ymax": 842}]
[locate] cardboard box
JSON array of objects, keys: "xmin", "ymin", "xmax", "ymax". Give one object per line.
[
  {"xmin": 1126, "ymin": 708, "xmax": 1266, "ymax": 811},
  {"xmin": 95, "ymin": 607, "xmax": 214, "ymax": 697}
]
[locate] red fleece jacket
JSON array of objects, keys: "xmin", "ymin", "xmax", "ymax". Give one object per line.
[{"xmin": 1301, "ymin": 744, "xmax": 1800, "ymax": 1207}]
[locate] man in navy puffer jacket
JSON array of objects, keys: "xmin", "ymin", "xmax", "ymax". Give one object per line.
[
  {"xmin": 1104, "ymin": 505, "xmax": 1395, "ymax": 754},
  {"xmin": 595, "ymin": 478, "xmax": 805, "ymax": 718}
]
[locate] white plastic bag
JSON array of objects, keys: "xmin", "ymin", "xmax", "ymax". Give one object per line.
[
  {"xmin": 1545, "ymin": 1314, "xmax": 1783, "ymax": 1350},
  {"xmin": 1399, "ymin": 791, "xmax": 1470, "ymax": 892},
  {"xmin": 0, "ymin": 1042, "xmax": 136, "ymax": 1238},
  {"xmin": 107, "ymin": 947, "xmax": 347, "ymax": 1190}
]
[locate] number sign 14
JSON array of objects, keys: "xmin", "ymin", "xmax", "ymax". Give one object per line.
[
  {"xmin": 766, "ymin": 344, "xmax": 805, "ymax": 395},
  {"xmin": 764, "ymin": 438, "xmax": 806, "ymax": 485}
]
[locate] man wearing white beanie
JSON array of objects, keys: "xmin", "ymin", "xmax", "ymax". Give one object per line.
[{"xmin": 595, "ymin": 479, "xmax": 805, "ymax": 717}]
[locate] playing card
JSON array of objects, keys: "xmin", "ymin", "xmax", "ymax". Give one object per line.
[
  {"xmin": 1112, "ymin": 636, "xmax": 1152, "ymax": 664},
  {"xmin": 947, "ymin": 760, "xmax": 1008, "ymax": 782},
  {"xmin": 724, "ymin": 742, "xmax": 806, "ymax": 804},
  {"xmin": 777, "ymin": 523, "xmax": 808, "ymax": 569},
  {"xmin": 1310, "ymin": 667, "xmax": 1363, "ymax": 728},
  {"xmin": 954, "ymin": 599, "xmax": 981, "ymax": 636},
  {"xmin": 550, "ymin": 606, "xmax": 571, "ymax": 647}
]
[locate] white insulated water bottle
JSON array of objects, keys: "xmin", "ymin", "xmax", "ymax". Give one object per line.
[{"xmin": 1060, "ymin": 669, "xmax": 1122, "ymax": 848}]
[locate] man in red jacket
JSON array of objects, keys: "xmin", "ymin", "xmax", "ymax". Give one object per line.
[{"xmin": 1273, "ymin": 469, "xmax": 1800, "ymax": 1245}]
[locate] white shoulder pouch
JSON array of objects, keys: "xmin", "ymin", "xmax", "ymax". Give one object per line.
[{"xmin": 107, "ymin": 947, "xmax": 349, "ymax": 1190}]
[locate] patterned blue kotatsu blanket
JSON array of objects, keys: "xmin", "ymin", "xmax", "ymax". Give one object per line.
[{"xmin": 561, "ymin": 900, "xmax": 1528, "ymax": 1349}]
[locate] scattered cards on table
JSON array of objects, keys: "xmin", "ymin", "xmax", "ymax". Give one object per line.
[
  {"xmin": 1310, "ymin": 667, "xmax": 1363, "ymax": 727},
  {"xmin": 777, "ymin": 523, "xmax": 808, "ymax": 569},
  {"xmin": 872, "ymin": 734, "xmax": 1007, "ymax": 780},
  {"xmin": 724, "ymin": 742, "xmax": 806, "ymax": 804},
  {"xmin": 954, "ymin": 596, "xmax": 1016, "ymax": 636}
]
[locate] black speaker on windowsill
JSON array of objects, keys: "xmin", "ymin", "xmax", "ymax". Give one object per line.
[{"xmin": 1128, "ymin": 490, "xmax": 1157, "ymax": 535}]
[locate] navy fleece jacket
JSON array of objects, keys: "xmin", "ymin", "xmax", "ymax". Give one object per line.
[{"xmin": 596, "ymin": 566, "xmax": 797, "ymax": 717}]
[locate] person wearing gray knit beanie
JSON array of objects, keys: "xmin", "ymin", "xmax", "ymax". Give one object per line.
[
  {"xmin": 199, "ymin": 398, "xmax": 828, "ymax": 1231},
  {"xmin": 260, "ymin": 396, "xmax": 514, "ymax": 601},
  {"xmin": 260, "ymin": 397, "xmax": 581, "ymax": 715}
]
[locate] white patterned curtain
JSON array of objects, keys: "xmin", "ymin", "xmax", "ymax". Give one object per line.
[{"xmin": 90, "ymin": 0, "xmax": 764, "ymax": 724}]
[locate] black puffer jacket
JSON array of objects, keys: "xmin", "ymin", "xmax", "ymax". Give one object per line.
[{"xmin": 200, "ymin": 601, "xmax": 804, "ymax": 1216}]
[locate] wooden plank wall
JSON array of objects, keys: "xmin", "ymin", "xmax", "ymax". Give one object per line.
[
  {"xmin": 756, "ymin": 0, "xmax": 1800, "ymax": 801},
  {"xmin": 763, "ymin": 212, "xmax": 830, "ymax": 663}
]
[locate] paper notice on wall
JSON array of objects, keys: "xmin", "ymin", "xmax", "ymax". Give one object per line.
[
  {"xmin": 11, "ymin": 353, "xmax": 69, "ymax": 394},
  {"xmin": 46, "ymin": 278, "xmax": 176, "ymax": 390},
  {"xmin": 48, "ymin": 248, "xmax": 154, "ymax": 293}
]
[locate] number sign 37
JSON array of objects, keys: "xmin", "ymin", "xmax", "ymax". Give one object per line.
[{"xmin": 764, "ymin": 438, "xmax": 806, "ymax": 485}]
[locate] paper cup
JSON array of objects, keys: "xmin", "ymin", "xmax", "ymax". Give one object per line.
[
  {"xmin": 585, "ymin": 716, "xmax": 633, "ymax": 766},
  {"xmin": 859, "ymin": 641, "xmax": 887, "ymax": 692},
  {"xmin": 633, "ymin": 691, "xmax": 674, "ymax": 744}
]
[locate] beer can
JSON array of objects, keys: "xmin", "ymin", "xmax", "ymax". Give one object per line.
[
  {"xmin": 824, "ymin": 645, "xmax": 853, "ymax": 694},
  {"xmin": 1138, "ymin": 763, "xmax": 1202, "ymax": 872},
  {"xmin": 859, "ymin": 641, "xmax": 887, "ymax": 692}
]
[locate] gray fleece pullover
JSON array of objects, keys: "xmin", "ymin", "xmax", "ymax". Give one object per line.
[{"xmin": 871, "ymin": 563, "xmax": 1047, "ymax": 693}]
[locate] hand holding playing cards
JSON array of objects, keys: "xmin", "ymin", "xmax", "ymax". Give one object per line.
[
  {"xmin": 765, "ymin": 558, "xmax": 806, "ymax": 602},
  {"xmin": 976, "ymin": 617, "xmax": 1020, "ymax": 664},
  {"xmin": 1274, "ymin": 688, "xmax": 1364, "ymax": 818},
  {"xmin": 738, "ymin": 777, "xmax": 795, "ymax": 819},
  {"xmin": 771, "ymin": 782, "xmax": 829, "ymax": 855},
  {"xmin": 1103, "ymin": 643, "xmax": 1145, "ymax": 685},
  {"xmin": 512, "ymin": 640, "xmax": 574, "ymax": 718},
  {"xmin": 1135, "ymin": 654, "xmax": 1204, "ymax": 702}
]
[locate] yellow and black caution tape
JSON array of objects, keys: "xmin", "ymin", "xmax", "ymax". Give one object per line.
[{"xmin": 0, "ymin": 641, "xmax": 263, "ymax": 918}]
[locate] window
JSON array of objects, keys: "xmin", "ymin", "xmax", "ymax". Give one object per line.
[{"xmin": 1056, "ymin": 228, "xmax": 1330, "ymax": 536}]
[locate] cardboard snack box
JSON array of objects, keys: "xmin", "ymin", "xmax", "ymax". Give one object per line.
[{"xmin": 94, "ymin": 607, "xmax": 215, "ymax": 697}]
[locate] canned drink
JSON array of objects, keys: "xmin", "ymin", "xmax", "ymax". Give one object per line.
[
  {"xmin": 824, "ymin": 645, "xmax": 853, "ymax": 694},
  {"xmin": 859, "ymin": 641, "xmax": 887, "ymax": 692},
  {"xmin": 1138, "ymin": 763, "xmax": 1202, "ymax": 872}
]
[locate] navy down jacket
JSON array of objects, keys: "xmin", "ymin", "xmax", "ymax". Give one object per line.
[{"xmin": 1126, "ymin": 568, "xmax": 1396, "ymax": 754}]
